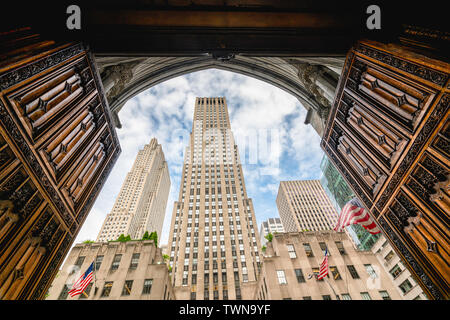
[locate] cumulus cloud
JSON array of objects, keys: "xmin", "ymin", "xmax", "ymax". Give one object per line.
[{"xmin": 74, "ymin": 69, "xmax": 324, "ymax": 248}]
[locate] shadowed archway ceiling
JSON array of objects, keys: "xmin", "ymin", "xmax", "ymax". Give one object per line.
[{"xmin": 96, "ymin": 55, "xmax": 345, "ymax": 136}]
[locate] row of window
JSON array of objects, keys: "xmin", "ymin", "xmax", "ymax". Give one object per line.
[
  {"xmin": 274, "ymin": 263, "xmax": 377, "ymax": 287},
  {"xmin": 73, "ymin": 253, "xmax": 142, "ymax": 274},
  {"xmin": 58, "ymin": 279, "xmax": 155, "ymax": 299},
  {"xmin": 284, "ymin": 241, "xmax": 346, "ymax": 259},
  {"xmin": 289, "ymin": 291, "xmax": 390, "ymax": 300}
]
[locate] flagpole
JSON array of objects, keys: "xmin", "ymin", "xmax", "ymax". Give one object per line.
[
  {"xmin": 324, "ymin": 247, "xmax": 339, "ymax": 300},
  {"xmin": 93, "ymin": 248, "xmax": 98, "ymax": 300},
  {"xmin": 323, "ymin": 277, "xmax": 340, "ymax": 300}
]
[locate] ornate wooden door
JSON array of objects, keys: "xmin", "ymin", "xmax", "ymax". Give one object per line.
[
  {"xmin": 0, "ymin": 29, "xmax": 121, "ymax": 299},
  {"xmin": 321, "ymin": 39, "xmax": 449, "ymax": 299}
]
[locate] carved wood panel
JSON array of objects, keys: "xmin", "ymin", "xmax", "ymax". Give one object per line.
[
  {"xmin": 0, "ymin": 31, "xmax": 121, "ymax": 299},
  {"xmin": 321, "ymin": 39, "xmax": 449, "ymax": 299}
]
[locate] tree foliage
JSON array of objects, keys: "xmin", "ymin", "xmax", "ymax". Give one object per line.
[
  {"xmin": 142, "ymin": 231, "xmax": 158, "ymax": 247},
  {"xmin": 264, "ymin": 233, "xmax": 273, "ymax": 242},
  {"xmin": 116, "ymin": 234, "xmax": 131, "ymax": 242}
]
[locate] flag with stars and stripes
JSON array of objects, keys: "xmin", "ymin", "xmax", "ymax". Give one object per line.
[
  {"xmin": 68, "ymin": 262, "xmax": 94, "ymax": 297},
  {"xmin": 317, "ymin": 248, "xmax": 329, "ymax": 280},
  {"xmin": 334, "ymin": 197, "xmax": 381, "ymax": 235}
]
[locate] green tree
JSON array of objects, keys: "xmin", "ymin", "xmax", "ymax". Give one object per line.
[
  {"xmin": 162, "ymin": 254, "xmax": 169, "ymax": 262},
  {"xmin": 261, "ymin": 245, "xmax": 267, "ymax": 252},
  {"xmin": 149, "ymin": 231, "xmax": 158, "ymax": 247},
  {"xmin": 142, "ymin": 231, "xmax": 158, "ymax": 246},
  {"xmin": 264, "ymin": 233, "xmax": 273, "ymax": 243},
  {"xmin": 116, "ymin": 234, "xmax": 131, "ymax": 242}
]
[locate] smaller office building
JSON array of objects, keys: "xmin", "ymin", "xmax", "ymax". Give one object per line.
[{"xmin": 46, "ymin": 240, "xmax": 174, "ymax": 300}]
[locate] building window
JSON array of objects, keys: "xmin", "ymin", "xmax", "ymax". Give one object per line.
[
  {"xmin": 70, "ymin": 256, "xmax": 85, "ymax": 275},
  {"xmin": 111, "ymin": 254, "xmax": 122, "ymax": 270},
  {"xmin": 95, "ymin": 255, "xmax": 103, "ymax": 271},
  {"xmin": 295, "ymin": 269, "xmax": 306, "ymax": 283},
  {"xmin": 74, "ymin": 256, "xmax": 85, "ymax": 268},
  {"xmin": 303, "ymin": 296, "xmax": 312, "ymax": 300},
  {"xmin": 142, "ymin": 279, "xmax": 153, "ymax": 295},
  {"xmin": 384, "ymin": 250, "xmax": 394, "ymax": 263},
  {"xmin": 190, "ymin": 291, "xmax": 196, "ymax": 300},
  {"xmin": 335, "ymin": 241, "xmax": 346, "ymax": 255},
  {"xmin": 330, "ymin": 266, "xmax": 342, "ymax": 280},
  {"xmin": 130, "ymin": 253, "xmax": 140, "ymax": 269},
  {"xmin": 399, "ymin": 279, "xmax": 414, "ymax": 294},
  {"xmin": 341, "ymin": 293, "xmax": 352, "ymax": 300},
  {"xmin": 223, "ymin": 289, "xmax": 228, "ymax": 300},
  {"xmin": 101, "ymin": 282, "xmax": 113, "ymax": 297},
  {"xmin": 277, "ymin": 270, "xmax": 287, "ymax": 284},
  {"xmin": 322, "ymin": 295, "xmax": 332, "ymax": 300},
  {"xmin": 364, "ymin": 264, "xmax": 377, "ymax": 278},
  {"xmin": 379, "ymin": 290, "xmax": 391, "ymax": 300},
  {"xmin": 347, "ymin": 265, "xmax": 360, "ymax": 279},
  {"xmin": 389, "ymin": 264, "xmax": 402, "ymax": 279},
  {"xmin": 319, "ymin": 242, "xmax": 328, "ymax": 255},
  {"xmin": 303, "ymin": 243, "xmax": 314, "ymax": 257},
  {"xmin": 78, "ymin": 283, "xmax": 93, "ymax": 299},
  {"xmin": 213, "ymin": 290, "xmax": 219, "ymax": 300},
  {"xmin": 235, "ymin": 288, "xmax": 242, "ymax": 300},
  {"xmin": 121, "ymin": 280, "xmax": 133, "ymax": 296},
  {"xmin": 58, "ymin": 285, "xmax": 70, "ymax": 300},
  {"xmin": 360, "ymin": 292, "xmax": 371, "ymax": 300},
  {"xmin": 286, "ymin": 244, "xmax": 297, "ymax": 258},
  {"xmin": 312, "ymin": 267, "xmax": 325, "ymax": 281}
]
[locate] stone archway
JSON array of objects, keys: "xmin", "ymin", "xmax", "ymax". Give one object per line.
[{"xmin": 96, "ymin": 54, "xmax": 344, "ymax": 137}]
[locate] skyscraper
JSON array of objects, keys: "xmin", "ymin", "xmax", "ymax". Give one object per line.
[
  {"xmin": 97, "ymin": 138, "xmax": 170, "ymax": 242},
  {"xmin": 167, "ymin": 97, "xmax": 261, "ymax": 300},
  {"xmin": 276, "ymin": 180, "xmax": 339, "ymax": 232}
]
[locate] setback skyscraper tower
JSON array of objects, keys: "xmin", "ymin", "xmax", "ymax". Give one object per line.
[
  {"xmin": 97, "ymin": 138, "xmax": 170, "ymax": 242},
  {"xmin": 276, "ymin": 180, "xmax": 339, "ymax": 232},
  {"xmin": 167, "ymin": 97, "xmax": 261, "ymax": 300}
]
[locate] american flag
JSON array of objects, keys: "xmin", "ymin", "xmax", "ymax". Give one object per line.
[
  {"xmin": 317, "ymin": 248, "xmax": 328, "ymax": 280},
  {"xmin": 68, "ymin": 262, "xmax": 94, "ymax": 297},
  {"xmin": 334, "ymin": 197, "xmax": 381, "ymax": 235}
]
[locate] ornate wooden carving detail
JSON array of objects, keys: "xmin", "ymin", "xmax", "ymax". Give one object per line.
[
  {"xmin": 321, "ymin": 39, "xmax": 449, "ymax": 299},
  {"xmin": 5, "ymin": 55, "xmax": 96, "ymax": 143},
  {"xmin": 354, "ymin": 44, "xmax": 448, "ymax": 87},
  {"xmin": 342, "ymin": 93, "xmax": 407, "ymax": 170},
  {"xmin": 336, "ymin": 133, "xmax": 387, "ymax": 197},
  {"xmin": 348, "ymin": 57, "xmax": 436, "ymax": 133},
  {"xmin": 377, "ymin": 93, "xmax": 449, "ymax": 210},
  {"xmin": 0, "ymin": 37, "xmax": 121, "ymax": 299}
]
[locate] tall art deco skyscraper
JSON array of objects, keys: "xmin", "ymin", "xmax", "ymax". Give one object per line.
[
  {"xmin": 167, "ymin": 97, "xmax": 261, "ymax": 300},
  {"xmin": 97, "ymin": 138, "xmax": 170, "ymax": 242}
]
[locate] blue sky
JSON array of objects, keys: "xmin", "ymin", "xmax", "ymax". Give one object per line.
[{"xmin": 74, "ymin": 69, "xmax": 324, "ymax": 246}]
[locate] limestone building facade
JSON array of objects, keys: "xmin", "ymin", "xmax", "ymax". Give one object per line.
[
  {"xmin": 371, "ymin": 236, "xmax": 428, "ymax": 300},
  {"xmin": 253, "ymin": 231, "xmax": 402, "ymax": 300},
  {"xmin": 46, "ymin": 240, "xmax": 174, "ymax": 300}
]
